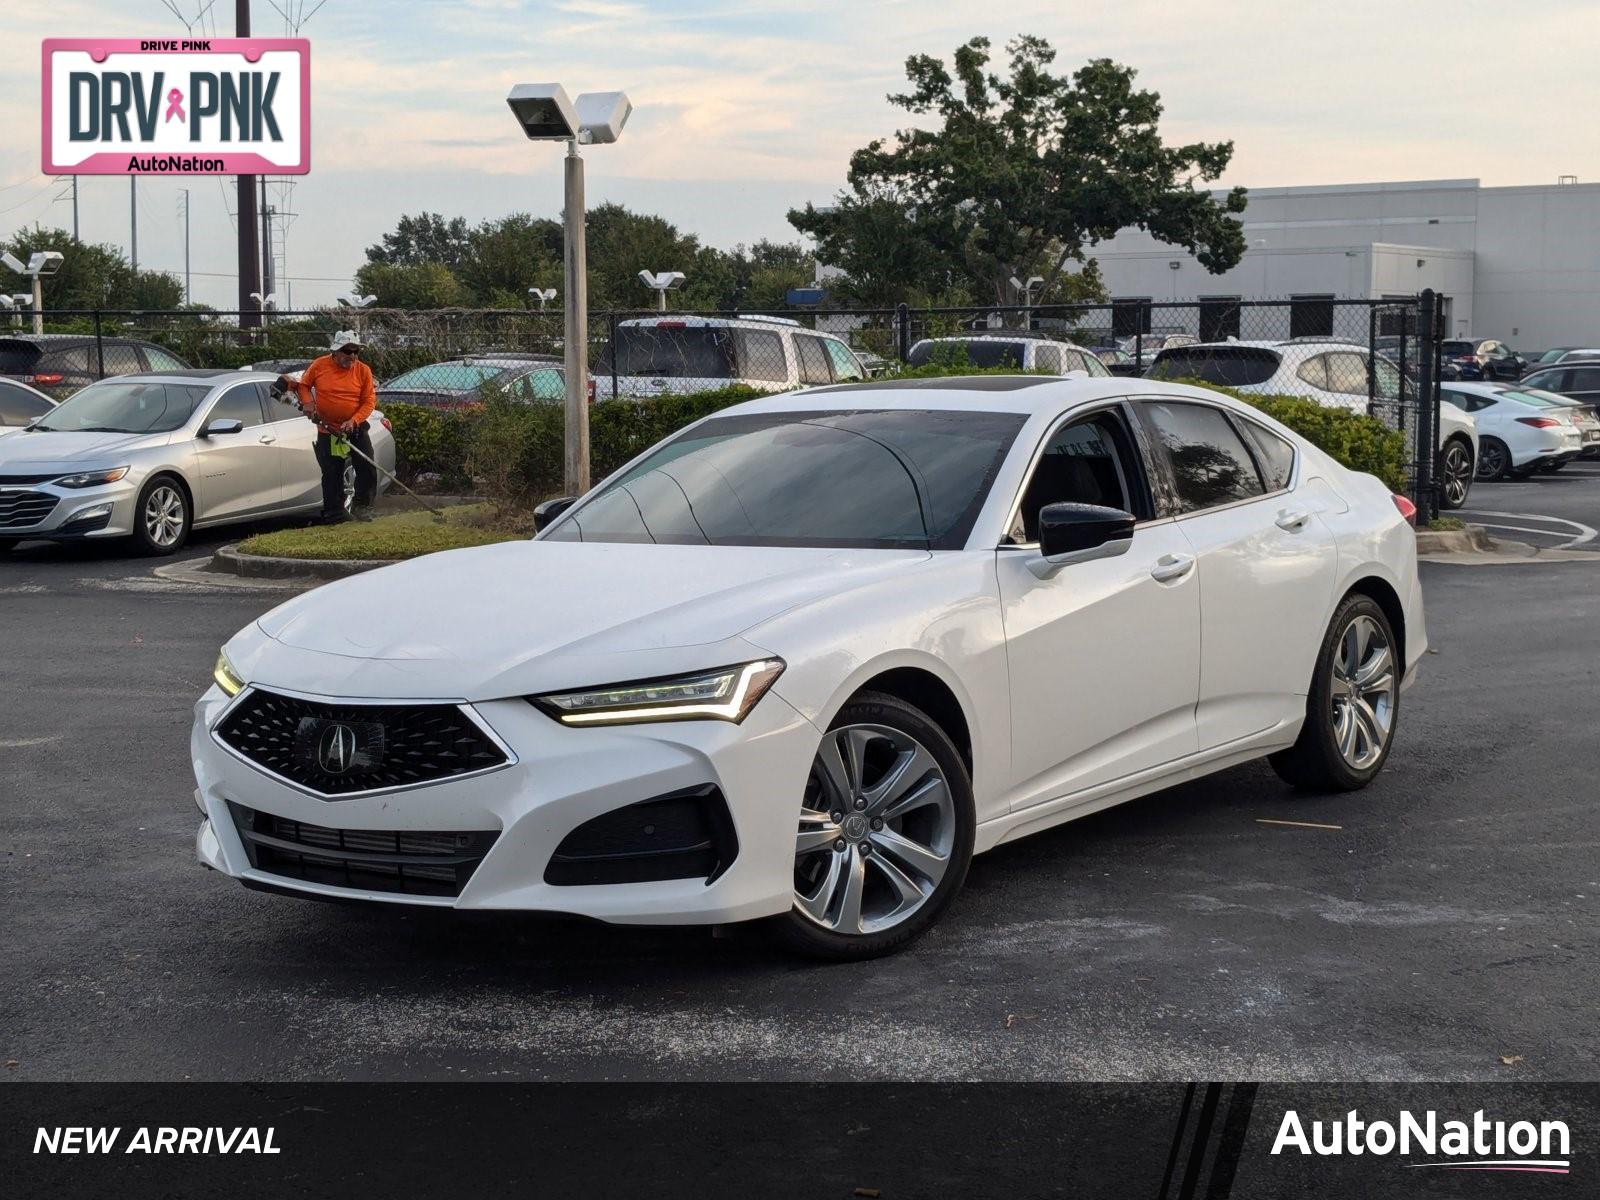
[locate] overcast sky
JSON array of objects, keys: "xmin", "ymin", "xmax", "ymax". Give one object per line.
[{"xmin": 2, "ymin": 0, "xmax": 1595, "ymax": 308}]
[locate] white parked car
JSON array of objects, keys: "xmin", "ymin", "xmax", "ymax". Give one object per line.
[
  {"xmin": 1151, "ymin": 339, "xmax": 1480, "ymax": 510},
  {"xmin": 592, "ymin": 315, "xmax": 864, "ymax": 400},
  {"xmin": 0, "ymin": 377, "xmax": 55, "ymax": 439},
  {"xmin": 908, "ymin": 334, "xmax": 1112, "ymax": 376},
  {"xmin": 1442, "ymin": 382, "xmax": 1586, "ymax": 479},
  {"xmin": 195, "ymin": 377, "xmax": 1425, "ymax": 959},
  {"xmin": 0, "ymin": 370, "xmax": 394, "ymax": 554}
]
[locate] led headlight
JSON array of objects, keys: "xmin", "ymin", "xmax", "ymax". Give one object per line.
[
  {"xmin": 55, "ymin": 466, "xmax": 130, "ymax": 488},
  {"xmin": 213, "ymin": 651, "xmax": 245, "ymax": 697},
  {"xmin": 532, "ymin": 659, "xmax": 784, "ymax": 726}
]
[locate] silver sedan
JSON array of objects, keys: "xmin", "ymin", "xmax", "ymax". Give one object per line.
[{"xmin": 0, "ymin": 369, "xmax": 395, "ymax": 555}]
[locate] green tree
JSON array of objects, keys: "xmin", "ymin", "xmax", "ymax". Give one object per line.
[
  {"xmin": 353, "ymin": 260, "xmax": 464, "ymax": 308},
  {"xmin": 1, "ymin": 226, "xmax": 183, "ymax": 310},
  {"xmin": 364, "ymin": 212, "xmax": 471, "ymax": 270},
  {"xmin": 457, "ymin": 213, "xmax": 562, "ymax": 307},
  {"xmin": 789, "ymin": 35, "xmax": 1246, "ymax": 307}
]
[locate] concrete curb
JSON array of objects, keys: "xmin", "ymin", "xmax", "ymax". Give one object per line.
[
  {"xmin": 212, "ymin": 543, "xmax": 400, "ymax": 580},
  {"xmin": 1414, "ymin": 524, "xmax": 1493, "ymax": 555}
]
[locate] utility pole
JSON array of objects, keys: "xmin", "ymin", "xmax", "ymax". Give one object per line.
[
  {"xmin": 130, "ymin": 177, "xmax": 138, "ymax": 272},
  {"xmin": 236, "ymin": 0, "xmax": 261, "ymax": 328},
  {"xmin": 70, "ymin": 177, "xmax": 79, "ymax": 241},
  {"xmin": 180, "ymin": 189, "xmax": 192, "ymax": 305}
]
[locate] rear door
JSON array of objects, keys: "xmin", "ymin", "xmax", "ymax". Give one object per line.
[
  {"xmin": 193, "ymin": 382, "xmax": 282, "ymax": 521},
  {"xmin": 995, "ymin": 403, "xmax": 1201, "ymax": 806},
  {"xmin": 1135, "ymin": 398, "xmax": 1339, "ymax": 749}
]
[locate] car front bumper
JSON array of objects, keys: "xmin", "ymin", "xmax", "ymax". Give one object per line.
[
  {"xmin": 191, "ymin": 683, "xmax": 820, "ymax": 924},
  {"xmin": 0, "ymin": 476, "xmax": 142, "ymax": 540}
]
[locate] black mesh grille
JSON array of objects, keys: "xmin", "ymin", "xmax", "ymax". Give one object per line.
[
  {"xmin": 0, "ymin": 473, "xmax": 61, "ymax": 485},
  {"xmin": 0, "ymin": 490, "xmax": 58, "ymax": 529},
  {"xmin": 228, "ymin": 802, "xmax": 498, "ymax": 897},
  {"xmin": 545, "ymin": 785, "xmax": 738, "ymax": 886},
  {"xmin": 215, "ymin": 689, "xmax": 508, "ymax": 796}
]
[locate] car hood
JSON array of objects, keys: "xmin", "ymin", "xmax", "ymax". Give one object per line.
[
  {"xmin": 0, "ymin": 428, "xmax": 172, "ymax": 467},
  {"xmin": 240, "ymin": 539, "xmax": 931, "ymax": 700}
]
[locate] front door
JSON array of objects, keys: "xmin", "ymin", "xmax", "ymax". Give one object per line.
[
  {"xmin": 996, "ymin": 405, "xmax": 1201, "ymax": 808},
  {"xmin": 193, "ymin": 382, "xmax": 281, "ymax": 522}
]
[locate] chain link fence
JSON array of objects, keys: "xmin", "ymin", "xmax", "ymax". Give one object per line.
[{"xmin": 2, "ymin": 295, "xmax": 1446, "ymax": 516}]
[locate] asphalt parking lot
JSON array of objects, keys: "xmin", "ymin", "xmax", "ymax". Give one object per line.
[{"xmin": 2, "ymin": 473, "xmax": 1598, "ymax": 1083}]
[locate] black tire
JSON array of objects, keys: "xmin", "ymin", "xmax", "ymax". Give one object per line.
[
  {"xmin": 131, "ymin": 474, "xmax": 191, "ymax": 556},
  {"xmin": 1476, "ymin": 437, "xmax": 1510, "ymax": 481},
  {"xmin": 769, "ymin": 691, "xmax": 975, "ymax": 961},
  {"xmin": 1437, "ymin": 438, "xmax": 1473, "ymax": 509},
  {"xmin": 1270, "ymin": 594, "xmax": 1400, "ymax": 793}
]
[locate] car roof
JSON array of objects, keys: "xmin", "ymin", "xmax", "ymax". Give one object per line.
[
  {"xmin": 618, "ymin": 314, "xmax": 824, "ymax": 334},
  {"xmin": 710, "ymin": 375, "xmax": 1233, "ymax": 417},
  {"xmin": 90, "ymin": 369, "xmax": 270, "ymax": 385},
  {"xmin": 918, "ymin": 332, "xmax": 1074, "ymax": 345}
]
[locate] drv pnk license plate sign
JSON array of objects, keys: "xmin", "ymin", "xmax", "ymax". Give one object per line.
[{"xmin": 42, "ymin": 38, "xmax": 310, "ymax": 175}]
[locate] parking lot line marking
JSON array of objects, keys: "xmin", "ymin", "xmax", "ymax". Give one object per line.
[
  {"xmin": 0, "ymin": 736, "xmax": 64, "ymax": 749},
  {"xmin": 1473, "ymin": 522, "xmax": 1582, "ymax": 538},
  {"xmin": 1461, "ymin": 511, "xmax": 1598, "ymax": 548},
  {"xmin": 1256, "ymin": 818, "xmax": 1343, "ymax": 831}
]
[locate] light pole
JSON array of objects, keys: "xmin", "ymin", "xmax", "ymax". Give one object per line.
[
  {"xmin": 528, "ymin": 287, "xmax": 557, "ymax": 312},
  {"xmin": 2, "ymin": 251, "xmax": 65, "ymax": 335},
  {"xmin": 337, "ymin": 293, "xmax": 378, "ymax": 336},
  {"xmin": 638, "ymin": 270, "xmax": 684, "ymax": 312},
  {"xmin": 1009, "ymin": 274, "xmax": 1043, "ymax": 330},
  {"xmin": 250, "ymin": 292, "xmax": 277, "ymax": 325},
  {"xmin": 506, "ymin": 83, "xmax": 632, "ymax": 496}
]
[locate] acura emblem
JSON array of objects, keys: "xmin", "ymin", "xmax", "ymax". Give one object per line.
[{"xmin": 317, "ymin": 723, "xmax": 358, "ymax": 774}]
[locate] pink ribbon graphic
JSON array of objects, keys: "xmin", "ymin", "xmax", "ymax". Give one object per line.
[{"xmin": 164, "ymin": 88, "xmax": 185, "ymax": 123}]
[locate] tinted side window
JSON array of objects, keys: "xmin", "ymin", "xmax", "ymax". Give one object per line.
[
  {"xmin": 44, "ymin": 345, "xmax": 92, "ymax": 372},
  {"xmin": 1326, "ymin": 352, "xmax": 1371, "ymax": 396},
  {"xmin": 823, "ymin": 339, "xmax": 863, "ymax": 381},
  {"xmin": 1568, "ymin": 367, "xmax": 1600, "ymax": 392},
  {"xmin": 1237, "ymin": 420, "xmax": 1296, "ymax": 491},
  {"xmin": 795, "ymin": 335, "xmax": 832, "ymax": 385},
  {"xmin": 1008, "ymin": 411, "xmax": 1146, "ymax": 544},
  {"xmin": 143, "ymin": 346, "xmax": 188, "ymax": 371},
  {"xmin": 0, "ymin": 385, "xmax": 51, "ymax": 424},
  {"xmin": 1295, "ymin": 355, "xmax": 1328, "ymax": 391},
  {"xmin": 734, "ymin": 330, "xmax": 787, "ymax": 383},
  {"xmin": 1139, "ymin": 400, "xmax": 1266, "ymax": 513},
  {"xmin": 206, "ymin": 385, "xmax": 265, "ymax": 429}
]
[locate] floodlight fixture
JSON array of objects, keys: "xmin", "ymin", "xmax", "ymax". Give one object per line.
[{"xmin": 506, "ymin": 84, "xmax": 581, "ymax": 141}]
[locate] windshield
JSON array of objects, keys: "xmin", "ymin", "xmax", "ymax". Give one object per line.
[
  {"xmin": 32, "ymin": 380, "xmax": 209, "ymax": 434},
  {"xmin": 602, "ymin": 327, "xmax": 736, "ymax": 378},
  {"xmin": 1148, "ymin": 346, "xmax": 1279, "ymax": 386},
  {"xmin": 1441, "ymin": 341, "xmax": 1477, "ymax": 356},
  {"xmin": 908, "ymin": 340, "xmax": 1026, "ymax": 369},
  {"xmin": 546, "ymin": 409, "xmax": 1026, "ymax": 550},
  {"xmin": 384, "ymin": 363, "xmax": 503, "ymax": 391}
]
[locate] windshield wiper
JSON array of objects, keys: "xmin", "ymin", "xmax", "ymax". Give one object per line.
[{"xmin": 65, "ymin": 426, "xmax": 129, "ymax": 433}]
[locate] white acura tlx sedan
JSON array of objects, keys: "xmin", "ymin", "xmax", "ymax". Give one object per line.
[{"xmin": 193, "ymin": 376, "xmax": 1425, "ymax": 959}]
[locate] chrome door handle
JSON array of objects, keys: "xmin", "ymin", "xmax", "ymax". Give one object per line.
[
  {"xmin": 258, "ymin": 435, "xmax": 276, "ymax": 444},
  {"xmin": 1150, "ymin": 552, "xmax": 1195, "ymax": 582},
  {"xmin": 1275, "ymin": 508, "xmax": 1311, "ymax": 531}
]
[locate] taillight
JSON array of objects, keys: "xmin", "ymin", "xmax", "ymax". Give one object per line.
[
  {"xmin": 586, "ymin": 378, "xmax": 596, "ymax": 403},
  {"xmin": 1452, "ymin": 355, "xmax": 1477, "ymax": 364},
  {"xmin": 1515, "ymin": 416, "xmax": 1560, "ymax": 428},
  {"xmin": 1392, "ymin": 494, "xmax": 1417, "ymax": 526},
  {"xmin": 28, "ymin": 373, "xmax": 64, "ymax": 386},
  {"xmin": 656, "ymin": 321, "xmax": 686, "ymax": 330},
  {"xmin": 380, "ymin": 417, "xmax": 393, "ymax": 433}
]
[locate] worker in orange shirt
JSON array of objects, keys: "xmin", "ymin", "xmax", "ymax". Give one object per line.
[{"xmin": 281, "ymin": 330, "xmax": 377, "ymax": 523}]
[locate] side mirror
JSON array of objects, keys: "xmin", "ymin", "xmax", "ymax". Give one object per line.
[
  {"xmin": 533, "ymin": 495, "xmax": 577, "ymax": 533},
  {"xmin": 1030, "ymin": 502, "xmax": 1135, "ymax": 578},
  {"xmin": 201, "ymin": 418, "xmax": 245, "ymax": 438}
]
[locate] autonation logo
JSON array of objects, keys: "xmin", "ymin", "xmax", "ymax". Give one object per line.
[{"xmin": 1272, "ymin": 1109, "xmax": 1572, "ymax": 1175}]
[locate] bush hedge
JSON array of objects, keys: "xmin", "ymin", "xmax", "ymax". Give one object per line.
[{"xmin": 379, "ymin": 371, "xmax": 1411, "ymax": 503}]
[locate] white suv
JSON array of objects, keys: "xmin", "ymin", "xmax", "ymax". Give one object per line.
[
  {"xmin": 907, "ymin": 333, "xmax": 1111, "ymax": 377},
  {"xmin": 593, "ymin": 315, "xmax": 865, "ymax": 400},
  {"xmin": 1150, "ymin": 338, "xmax": 1480, "ymax": 510}
]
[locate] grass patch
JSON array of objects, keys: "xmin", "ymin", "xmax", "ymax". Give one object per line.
[
  {"xmin": 237, "ymin": 503, "xmax": 524, "ymax": 561},
  {"xmin": 1419, "ymin": 516, "xmax": 1465, "ymax": 532}
]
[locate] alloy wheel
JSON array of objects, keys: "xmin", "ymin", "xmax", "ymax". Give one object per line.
[
  {"xmin": 143, "ymin": 484, "xmax": 186, "ymax": 549},
  {"xmin": 793, "ymin": 724, "xmax": 955, "ymax": 937},
  {"xmin": 1329, "ymin": 614, "xmax": 1395, "ymax": 771},
  {"xmin": 1477, "ymin": 441, "xmax": 1507, "ymax": 480},
  {"xmin": 1440, "ymin": 442, "xmax": 1472, "ymax": 507}
]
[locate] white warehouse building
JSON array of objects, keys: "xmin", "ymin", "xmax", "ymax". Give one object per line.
[{"xmin": 1089, "ymin": 178, "xmax": 1600, "ymax": 351}]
